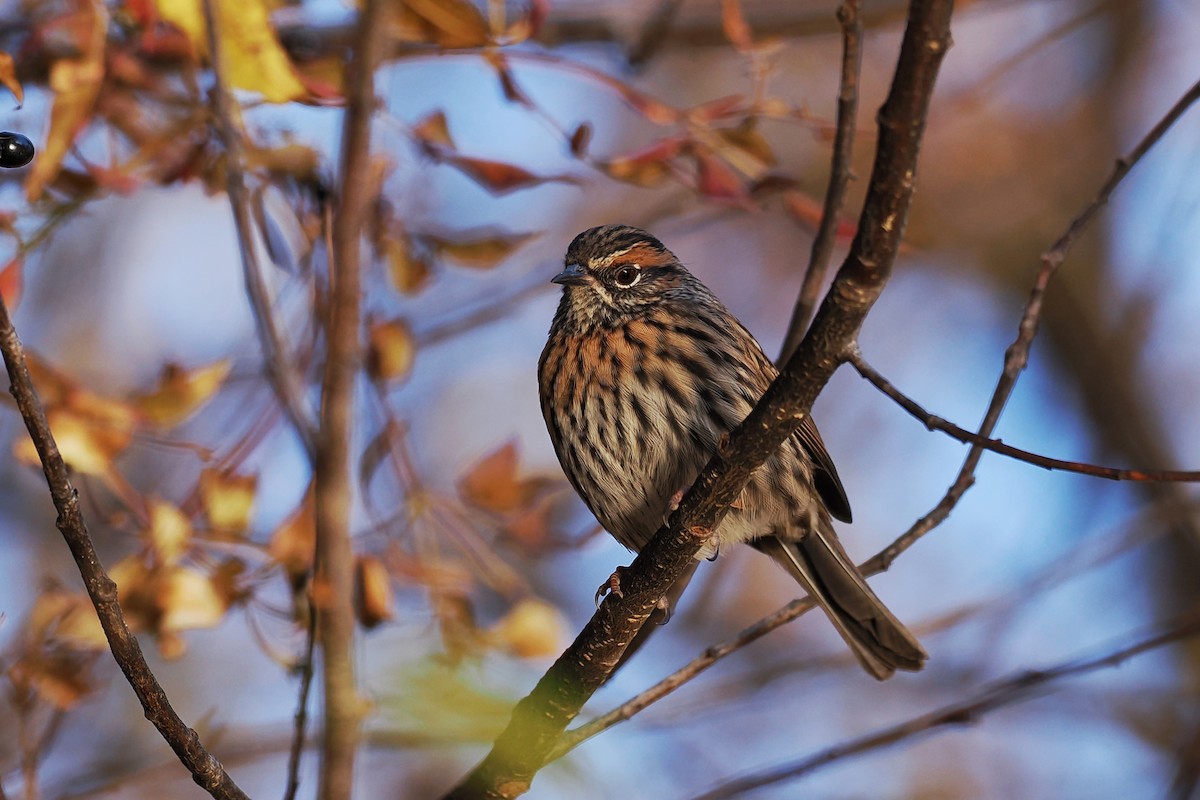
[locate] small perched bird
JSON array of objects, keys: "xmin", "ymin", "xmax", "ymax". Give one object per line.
[{"xmin": 538, "ymin": 224, "xmax": 927, "ymax": 680}]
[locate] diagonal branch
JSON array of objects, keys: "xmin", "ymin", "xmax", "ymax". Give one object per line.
[
  {"xmin": 691, "ymin": 613, "xmax": 1200, "ymax": 800},
  {"xmin": 778, "ymin": 0, "xmax": 863, "ymax": 364},
  {"xmin": 0, "ymin": 280, "xmax": 248, "ymax": 800},
  {"xmin": 442, "ymin": 3, "xmax": 954, "ymax": 798}
]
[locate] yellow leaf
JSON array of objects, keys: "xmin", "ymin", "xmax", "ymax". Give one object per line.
[
  {"xmin": 354, "ymin": 555, "xmax": 394, "ymax": 630},
  {"xmin": 159, "ymin": 566, "xmax": 228, "ymax": 633},
  {"xmin": 458, "ymin": 441, "xmax": 551, "ymax": 513},
  {"xmin": 384, "ymin": 235, "xmax": 432, "ymax": 294},
  {"xmin": 25, "ymin": 4, "xmax": 107, "ymax": 200},
  {"xmin": 135, "ymin": 359, "xmax": 232, "ymax": 426},
  {"xmin": 489, "ymin": 599, "xmax": 565, "ymax": 659},
  {"xmin": 366, "ymin": 318, "xmax": 416, "ymax": 382},
  {"xmin": 396, "ymin": 0, "xmax": 491, "ymax": 48},
  {"xmin": 13, "ymin": 408, "xmax": 131, "ymax": 478},
  {"xmin": 200, "ymin": 468, "xmax": 257, "ymax": 536},
  {"xmin": 427, "ymin": 231, "xmax": 536, "ymax": 269},
  {"xmin": 0, "ymin": 52, "xmax": 24, "ymax": 106},
  {"xmin": 155, "ymin": 0, "xmax": 306, "ymax": 103},
  {"xmin": 147, "ymin": 498, "xmax": 193, "ymax": 566}
]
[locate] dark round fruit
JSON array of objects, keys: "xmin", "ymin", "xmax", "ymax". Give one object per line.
[{"xmin": 0, "ymin": 132, "xmax": 34, "ymax": 168}]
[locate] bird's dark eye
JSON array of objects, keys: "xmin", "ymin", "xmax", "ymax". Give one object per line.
[{"xmin": 613, "ymin": 265, "xmax": 641, "ymax": 288}]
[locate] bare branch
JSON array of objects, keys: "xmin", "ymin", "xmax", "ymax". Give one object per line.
[
  {"xmin": 202, "ymin": 0, "xmax": 319, "ymax": 461},
  {"xmin": 778, "ymin": 0, "xmax": 863, "ymax": 364},
  {"xmin": 848, "ymin": 347, "xmax": 1200, "ymax": 482},
  {"xmin": 691, "ymin": 614, "xmax": 1200, "ymax": 800},
  {"xmin": 282, "ymin": 607, "xmax": 318, "ymax": 800},
  {"xmin": 627, "ymin": 0, "xmax": 687, "ymax": 68},
  {"xmin": 442, "ymin": 3, "xmax": 954, "ymax": 797},
  {"xmin": 314, "ymin": 1, "xmax": 390, "ymax": 797},
  {"xmin": 0, "ymin": 273, "xmax": 248, "ymax": 800}
]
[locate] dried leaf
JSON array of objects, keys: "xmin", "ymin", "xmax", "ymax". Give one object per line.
[
  {"xmin": 159, "ymin": 566, "xmax": 228, "ymax": 635},
  {"xmin": 384, "ymin": 234, "xmax": 433, "ymax": 294},
  {"xmin": 8, "ymin": 650, "xmax": 98, "ymax": 710},
  {"xmin": 13, "ymin": 407, "xmax": 132, "ymax": 478},
  {"xmin": 783, "ymin": 189, "xmax": 857, "ymax": 239},
  {"xmin": 354, "ymin": 555, "xmax": 394, "ymax": 630},
  {"xmin": 396, "ymin": 0, "xmax": 491, "ymax": 48},
  {"xmin": 28, "ymin": 589, "xmax": 107, "ymax": 651},
  {"xmin": 199, "ymin": 468, "xmax": 257, "ymax": 537},
  {"xmin": 0, "ymin": 256, "xmax": 22, "ymax": 308},
  {"xmin": 148, "ymin": 498, "xmax": 192, "ymax": 567},
  {"xmin": 439, "ymin": 153, "xmax": 578, "ymax": 195},
  {"xmin": 26, "ymin": 4, "xmax": 108, "ymax": 200},
  {"xmin": 616, "ymin": 86, "xmax": 680, "ymax": 125},
  {"xmin": 412, "ymin": 110, "xmax": 454, "ymax": 150},
  {"xmin": 693, "ymin": 148, "xmax": 750, "ymax": 203},
  {"xmin": 135, "ymin": 359, "xmax": 232, "ymax": 426},
  {"xmin": 484, "ymin": 51, "xmax": 533, "ymax": 107},
  {"xmin": 269, "ymin": 489, "xmax": 315, "ymax": 583},
  {"xmin": 600, "ymin": 137, "xmax": 686, "ymax": 187},
  {"xmin": 0, "ymin": 52, "xmax": 24, "ymax": 106},
  {"xmin": 154, "ymin": 0, "xmax": 306, "ymax": 102},
  {"xmin": 568, "ymin": 123, "xmax": 592, "ymax": 158},
  {"xmin": 719, "ymin": 120, "xmax": 776, "ymax": 170},
  {"xmin": 721, "ymin": 0, "xmax": 754, "ymax": 51},
  {"xmin": 366, "ymin": 318, "xmax": 416, "ymax": 383},
  {"xmin": 688, "ymin": 95, "xmax": 745, "ymax": 124},
  {"xmin": 245, "ymin": 142, "xmax": 320, "ymax": 182},
  {"xmin": 458, "ymin": 441, "xmax": 551, "ymax": 513},
  {"xmin": 426, "ymin": 230, "xmax": 536, "ymax": 269},
  {"xmin": 489, "ymin": 599, "xmax": 565, "ymax": 659}
]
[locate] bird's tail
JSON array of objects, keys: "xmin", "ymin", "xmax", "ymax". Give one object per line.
[{"xmin": 753, "ymin": 526, "xmax": 927, "ymax": 680}]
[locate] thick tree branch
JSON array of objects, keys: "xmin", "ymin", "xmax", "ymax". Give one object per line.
[
  {"xmin": 442, "ymin": 3, "xmax": 954, "ymax": 798},
  {"xmin": 202, "ymin": 0, "xmax": 318, "ymax": 461},
  {"xmin": 0, "ymin": 292, "xmax": 248, "ymax": 800},
  {"xmin": 314, "ymin": 1, "xmax": 389, "ymax": 798},
  {"xmin": 778, "ymin": 0, "xmax": 863, "ymax": 363},
  {"xmin": 691, "ymin": 614, "xmax": 1200, "ymax": 800}
]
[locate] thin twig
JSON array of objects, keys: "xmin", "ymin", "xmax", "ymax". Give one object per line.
[
  {"xmin": 778, "ymin": 0, "xmax": 863, "ymax": 364},
  {"xmin": 202, "ymin": 0, "xmax": 318, "ymax": 461},
  {"xmin": 866, "ymin": 75, "xmax": 1200, "ymax": 574},
  {"xmin": 443, "ymin": 3, "xmax": 954, "ymax": 797},
  {"xmin": 282, "ymin": 604, "xmax": 318, "ymax": 800},
  {"xmin": 0, "ymin": 270, "xmax": 248, "ymax": 800},
  {"xmin": 847, "ymin": 347, "xmax": 1200, "ymax": 482},
  {"xmin": 691, "ymin": 614, "xmax": 1200, "ymax": 800},
  {"xmin": 314, "ymin": 1, "xmax": 390, "ymax": 798}
]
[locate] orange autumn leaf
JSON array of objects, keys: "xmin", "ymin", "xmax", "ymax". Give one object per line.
[
  {"xmin": 396, "ymin": 0, "xmax": 491, "ymax": 48},
  {"xmin": 693, "ymin": 148, "xmax": 751, "ymax": 203},
  {"xmin": 354, "ymin": 555, "xmax": 394, "ymax": 630},
  {"xmin": 0, "ymin": 52, "xmax": 23, "ymax": 106},
  {"xmin": 0, "ymin": 257, "xmax": 21, "ymax": 308},
  {"xmin": 458, "ymin": 441, "xmax": 551, "ymax": 513},
  {"xmin": 426, "ymin": 230, "xmax": 536, "ymax": 269},
  {"xmin": 720, "ymin": 0, "xmax": 754, "ymax": 51},
  {"xmin": 269, "ymin": 489, "xmax": 315, "ymax": 582},
  {"xmin": 366, "ymin": 318, "xmax": 416, "ymax": 383},
  {"xmin": 412, "ymin": 110, "xmax": 454, "ymax": 150},
  {"xmin": 439, "ymin": 153, "xmax": 579, "ymax": 195},
  {"xmin": 384, "ymin": 234, "xmax": 433, "ymax": 294},
  {"xmin": 154, "ymin": 0, "xmax": 306, "ymax": 102},
  {"xmin": 26, "ymin": 4, "xmax": 107, "ymax": 200},
  {"xmin": 135, "ymin": 359, "xmax": 232, "ymax": 426}
]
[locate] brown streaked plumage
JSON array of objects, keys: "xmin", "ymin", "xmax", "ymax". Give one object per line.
[{"xmin": 538, "ymin": 224, "xmax": 927, "ymax": 680}]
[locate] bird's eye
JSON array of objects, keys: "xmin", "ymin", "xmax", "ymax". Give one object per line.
[{"xmin": 613, "ymin": 265, "xmax": 641, "ymax": 288}]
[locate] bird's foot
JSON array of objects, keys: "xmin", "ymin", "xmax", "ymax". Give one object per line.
[{"xmin": 595, "ymin": 565, "xmax": 628, "ymax": 606}]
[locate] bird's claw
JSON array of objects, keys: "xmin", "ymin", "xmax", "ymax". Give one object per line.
[{"xmin": 595, "ymin": 566, "xmax": 627, "ymax": 606}]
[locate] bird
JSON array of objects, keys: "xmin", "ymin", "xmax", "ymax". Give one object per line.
[{"xmin": 537, "ymin": 224, "xmax": 927, "ymax": 680}]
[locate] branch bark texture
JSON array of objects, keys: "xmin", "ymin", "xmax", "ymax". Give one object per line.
[
  {"xmin": 443, "ymin": 2, "xmax": 954, "ymax": 797},
  {"xmin": 0, "ymin": 298, "xmax": 249, "ymax": 800},
  {"xmin": 315, "ymin": 1, "xmax": 389, "ymax": 797}
]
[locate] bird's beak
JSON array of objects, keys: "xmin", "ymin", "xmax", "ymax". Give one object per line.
[{"xmin": 551, "ymin": 263, "xmax": 589, "ymax": 286}]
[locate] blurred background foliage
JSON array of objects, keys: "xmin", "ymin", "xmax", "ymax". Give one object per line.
[{"xmin": 0, "ymin": 0, "xmax": 1198, "ymax": 798}]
